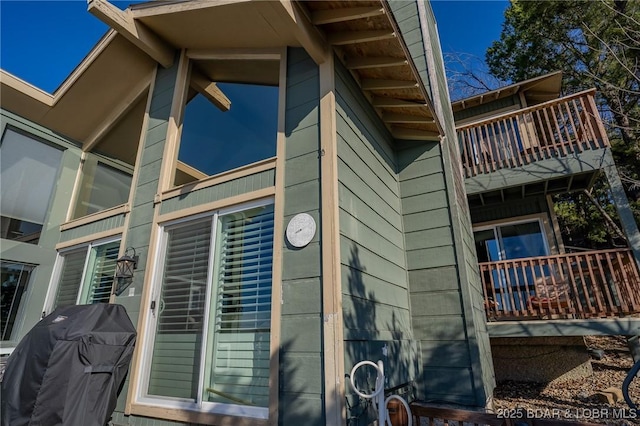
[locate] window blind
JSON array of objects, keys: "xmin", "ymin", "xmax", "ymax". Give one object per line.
[
  {"xmin": 54, "ymin": 248, "xmax": 87, "ymax": 308},
  {"xmin": 83, "ymin": 241, "xmax": 119, "ymax": 304},
  {"xmin": 148, "ymin": 219, "xmax": 212, "ymax": 399},
  {"xmin": 206, "ymin": 205, "xmax": 274, "ymax": 407}
]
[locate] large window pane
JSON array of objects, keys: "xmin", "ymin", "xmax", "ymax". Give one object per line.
[
  {"xmin": 1, "ymin": 262, "xmax": 34, "ymax": 341},
  {"xmin": 79, "ymin": 241, "xmax": 120, "ymax": 304},
  {"xmin": 53, "ymin": 248, "xmax": 87, "ymax": 309},
  {"xmin": 174, "ymin": 60, "xmax": 279, "ymax": 187},
  {"xmin": 205, "ymin": 205, "xmax": 274, "ymax": 407},
  {"xmin": 73, "ymin": 159, "xmax": 132, "ymax": 219},
  {"xmin": 148, "ymin": 219, "xmax": 212, "ymax": 399},
  {"xmin": 147, "ymin": 203, "xmax": 274, "ymax": 412},
  {"xmin": 500, "ymin": 222, "xmax": 548, "ymax": 259},
  {"xmin": 53, "ymin": 240, "xmax": 120, "ymax": 309},
  {"xmin": 0, "ymin": 128, "xmax": 63, "ymax": 244}
]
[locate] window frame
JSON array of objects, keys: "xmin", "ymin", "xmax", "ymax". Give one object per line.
[
  {"xmin": 0, "ymin": 261, "xmax": 36, "ymax": 342},
  {"xmin": 44, "ymin": 236, "xmax": 122, "ymax": 314},
  {"xmin": 69, "ymin": 152, "xmax": 134, "ymax": 221},
  {"xmin": 0, "ymin": 125, "xmax": 66, "ymax": 244},
  {"xmin": 136, "ymin": 197, "xmax": 274, "ymax": 419},
  {"xmin": 473, "ymin": 214, "xmax": 556, "ymax": 261},
  {"xmin": 161, "ymin": 51, "xmax": 282, "ymax": 192}
]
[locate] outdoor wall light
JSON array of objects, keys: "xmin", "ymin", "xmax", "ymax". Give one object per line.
[{"xmin": 114, "ymin": 247, "xmax": 139, "ymax": 296}]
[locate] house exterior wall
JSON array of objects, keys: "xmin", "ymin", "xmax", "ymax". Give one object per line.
[
  {"xmin": 58, "ymin": 214, "xmax": 127, "ymax": 244},
  {"xmin": 278, "ymin": 47, "xmax": 325, "ymax": 426},
  {"xmin": 1, "ymin": 1, "xmax": 503, "ymax": 423},
  {"xmin": 391, "ymin": 0, "xmax": 495, "ymax": 408},
  {"xmin": 335, "ymin": 60, "xmax": 418, "ymax": 423},
  {"xmin": 0, "ymin": 109, "xmax": 82, "ymax": 344}
]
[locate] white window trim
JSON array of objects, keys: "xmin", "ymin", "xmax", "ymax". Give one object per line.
[
  {"xmin": 136, "ymin": 197, "xmax": 274, "ymax": 419},
  {"xmin": 43, "ymin": 236, "xmax": 121, "ymax": 315}
]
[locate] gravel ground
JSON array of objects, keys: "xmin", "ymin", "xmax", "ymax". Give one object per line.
[{"xmin": 493, "ymin": 336, "xmax": 640, "ymax": 425}]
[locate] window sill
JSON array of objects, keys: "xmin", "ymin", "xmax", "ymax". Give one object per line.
[
  {"xmin": 60, "ymin": 204, "xmax": 130, "ymax": 231},
  {"xmin": 129, "ymin": 402, "xmax": 269, "ymax": 426}
]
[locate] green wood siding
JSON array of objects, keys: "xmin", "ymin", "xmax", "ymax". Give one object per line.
[
  {"xmin": 388, "ymin": 1, "xmax": 431, "ymax": 100},
  {"xmin": 335, "ymin": 60, "xmax": 417, "ymax": 423},
  {"xmin": 398, "ymin": 139, "xmax": 494, "ymax": 407},
  {"xmin": 0, "ymin": 109, "xmax": 82, "ymax": 343},
  {"xmin": 111, "ymin": 61, "xmax": 179, "ymax": 416},
  {"xmin": 59, "ymin": 214, "xmax": 126, "ymax": 243},
  {"xmin": 159, "ymin": 168, "xmax": 276, "ymax": 215},
  {"xmin": 454, "ymin": 95, "xmax": 519, "ymax": 122},
  {"xmin": 389, "ymin": 0, "xmax": 495, "ymax": 408},
  {"xmin": 278, "ymin": 47, "xmax": 325, "ymax": 426}
]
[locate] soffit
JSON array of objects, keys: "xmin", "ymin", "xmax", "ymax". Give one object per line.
[
  {"xmin": 302, "ymin": 0, "xmax": 441, "ymax": 140},
  {"xmin": 0, "ymin": 33, "xmax": 156, "ymax": 145},
  {"xmin": 132, "ymin": 1, "xmax": 302, "ymax": 50},
  {"xmin": 132, "ymin": 0, "xmax": 442, "ymax": 140},
  {"xmin": 467, "ymin": 171, "xmax": 599, "ymax": 208},
  {"xmin": 452, "ymin": 71, "xmax": 563, "ymax": 113}
]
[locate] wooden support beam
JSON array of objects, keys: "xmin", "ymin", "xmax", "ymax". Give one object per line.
[
  {"xmin": 312, "ymin": 6, "xmax": 384, "ymax": 25},
  {"xmin": 391, "ymin": 126, "xmax": 439, "ymax": 140},
  {"xmin": 190, "ymin": 69, "xmax": 231, "ymax": 112},
  {"xmin": 372, "ymin": 97, "xmax": 426, "ymax": 108},
  {"xmin": 346, "ymin": 56, "xmax": 406, "ymax": 70},
  {"xmin": 361, "ymin": 78, "xmax": 418, "ymax": 90},
  {"xmin": 328, "ymin": 30, "xmax": 395, "ymax": 46},
  {"xmin": 83, "ymin": 76, "xmax": 151, "ymax": 152},
  {"xmin": 87, "ymin": 0, "xmax": 174, "ymax": 68},
  {"xmin": 383, "ymin": 112, "xmax": 431, "ymax": 124},
  {"xmin": 274, "ymin": 0, "xmax": 329, "ymax": 65}
]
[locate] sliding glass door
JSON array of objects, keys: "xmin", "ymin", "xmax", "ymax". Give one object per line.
[{"xmin": 474, "ymin": 219, "xmax": 550, "ymax": 309}]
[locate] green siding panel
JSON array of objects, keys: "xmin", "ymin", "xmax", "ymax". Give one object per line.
[
  {"xmin": 159, "ymin": 168, "xmax": 276, "ymax": 215},
  {"xmin": 59, "ymin": 214, "xmax": 126, "ymax": 243},
  {"xmin": 278, "ymin": 47, "xmax": 325, "ymax": 426},
  {"xmin": 335, "ymin": 58, "xmax": 415, "ymax": 425},
  {"xmin": 339, "ymin": 185, "xmax": 405, "ymax": 248}
]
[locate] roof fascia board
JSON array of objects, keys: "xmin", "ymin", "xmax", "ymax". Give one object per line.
[
  {"xmin": 87, "ymin": 0, "xmax": 175, "ymax": 68},
  {"xmin": 1, "ymin": 70, "xmax": 54, "ymax": 106},
  {"xmin": 130, "ymin": 0, "xmax": 245, "ymax": 18},
  {"xmin": 1, "ymin": 30, "xmax": 119, "ymax": 109},
  {"xmin": 384, "ymin": 0, "xmax": 444, "ymax": 136},
  {"xmin": 53, "ymin": 29, "xmax": 119, "ymax": 101},
  {"xmin": 452, "ymin": 70, "xmax": 563, "ymax": 108}
]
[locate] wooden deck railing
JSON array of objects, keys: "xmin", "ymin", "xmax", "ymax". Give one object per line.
[
  {"xmin": 457, "ymin": 90, "xmax": 609, "ymax": 178},
  {"xmin": 480, "ymin": 248, "xmax": 640, "ymax": 321}
]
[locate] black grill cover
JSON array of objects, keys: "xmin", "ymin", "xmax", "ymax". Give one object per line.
[{"xmin": 1, "ymin": 304, "xmax": 136, "ymax": 426}]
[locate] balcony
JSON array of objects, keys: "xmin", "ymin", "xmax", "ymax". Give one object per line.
[
  {"xmin": 481, "ymin": 249, "xmax": 640, "ymax": 321},
  {"xmin": 457, "ymin": 90, "xmax": 609, "ymax": 179}
]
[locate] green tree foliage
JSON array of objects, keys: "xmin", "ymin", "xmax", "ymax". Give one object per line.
[{"xmin": 486, "ymin": 0, "xmax": 639, "ymax": 248}]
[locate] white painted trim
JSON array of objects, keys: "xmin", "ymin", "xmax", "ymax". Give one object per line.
[
  {"xmin": 60, "ymin": 203, "xmax": 130, "ymax": 231},
  {"xmin": 159, "ymin": 157, "xmax": 276, "ymax": 203},
  {"xmin": 136, "ymin": 198, "xmax": 275, "ymax": 417},
  {"xmin": 319, "ymin": 55, "xmax": 346, "ymax": 426},
  {"xmin": 473, "ymin": 215, "xmax": 552, "ymax": 260},
  {"xmin": 44, "ymin": 236, "xmax": 122, "ymax": 315}
]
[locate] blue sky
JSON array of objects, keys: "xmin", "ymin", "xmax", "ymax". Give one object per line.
[{"xmin": 0, "ymin": 0, "xmax": 508, "ymax": 94}]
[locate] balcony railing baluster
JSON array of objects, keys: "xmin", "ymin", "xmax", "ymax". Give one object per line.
[
  {"xmin": 481, "ymin": 248, "xmax": 640, "ymax": 321},
  {"xmin": 457, "ymin": 90, "xmax": 609, "ymax": 178}
]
